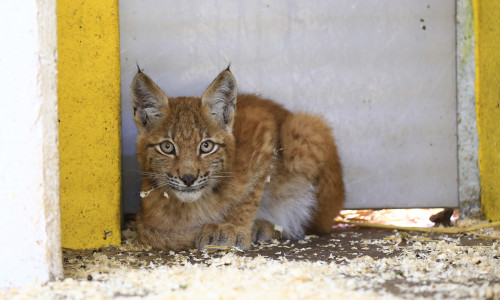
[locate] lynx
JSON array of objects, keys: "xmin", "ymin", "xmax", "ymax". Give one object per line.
[{"xmin": 132, "ymin": 67, "xmax": 344, "ymax": 250}]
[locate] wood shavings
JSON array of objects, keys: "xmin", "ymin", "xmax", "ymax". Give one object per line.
[
  {"xmin": 141, "ymin": 189, "xmax": 169, "ymax": 199},
  {"xmin": 305, "ymin": 234, "xmax": 319, "ymax": 240},
  {"xmin": 141, "ymin": 189, "xmax": 170, "ymax": 199},
  {"xmin": 139, "ymin": 189, "xmax": 152, "ymax": 198},
  {"xmin": 338, "ymin": 220, "xmax": 500, "ymax": 237},
  {"xmin": 204, "ymin": 245, "xmax": 244, "ymax": 253},
  {"xmin": 3, "ymin": 229, "xmax": 500, "ymax": 299},
  {"xmin": 383, "ymin": 232, "xmax": 436, "ymax": 244}
]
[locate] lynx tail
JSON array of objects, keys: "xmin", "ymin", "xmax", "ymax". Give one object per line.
[{"xmin": 280, "ymin": 113, "xmax": 345, "ymax": 234}]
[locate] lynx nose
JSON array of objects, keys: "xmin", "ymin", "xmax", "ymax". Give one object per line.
[{"xmin": 181, "ymin": 174, "xmax": 196, "ymax": 187}]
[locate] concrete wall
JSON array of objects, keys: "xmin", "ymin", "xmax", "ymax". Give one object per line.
[
  {"xmin": 0, "ymin": 0, "xmax": 62, "ymax": 287},
  {"xmin": 457, "ymin": 0, "xmax": 481, "ymax": 218}
]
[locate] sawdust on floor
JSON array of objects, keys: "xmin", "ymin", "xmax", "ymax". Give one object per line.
[{"xmin": 2, "ymin": 221, "xmax": 500, "ymax": 299}]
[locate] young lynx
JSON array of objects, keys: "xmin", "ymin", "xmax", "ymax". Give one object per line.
[{"xmin": 132, "ymin": 67, "xmax": 344, "ymax": 250}]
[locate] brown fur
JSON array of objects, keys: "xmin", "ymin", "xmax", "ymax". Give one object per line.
[{"xmin": 131, "ymin": 68, "xmax": 344, "ymax": 250}]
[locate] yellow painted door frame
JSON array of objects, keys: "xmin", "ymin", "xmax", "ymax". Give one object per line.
[
  {"xmin": 473, "ymin": 1, "xmax": 500, "ymax": 222},
  {"xmin": 57, "ymin": 0, "xmax": 121, "ymax": 249}
]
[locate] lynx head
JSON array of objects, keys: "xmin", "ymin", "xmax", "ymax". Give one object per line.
[{"xmin": 131, "ymin": 67, "xmax": 237, "ymax": 203}]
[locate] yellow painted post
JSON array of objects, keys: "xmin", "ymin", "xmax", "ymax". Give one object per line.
[
  {"xmin": 57, "ymin": 0, "xmax": 121, "ymax": 248},
  {"xmin": 473, "ymin": 1, "xmax": 500, "ymax": 221}
]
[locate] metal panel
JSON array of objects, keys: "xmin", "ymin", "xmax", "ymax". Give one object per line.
[{"xmin": 119, "ymin": 0, "xmax": 457, "ymax": 211}]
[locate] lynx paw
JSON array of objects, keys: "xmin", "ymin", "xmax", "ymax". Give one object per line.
[
  {"xmin": 195, "ymin": 223, "xmax": 250, "ymax": 250},
  {"xmin": 251, "ymin": 219, "xmax": 277, "ymax": 243}
]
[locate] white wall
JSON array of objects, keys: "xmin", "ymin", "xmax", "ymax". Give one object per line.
[
  {"xmin": 120, "ymin": 0, "xmax": 458, "ymax": 211},
  {"xmin": 0, "ymin": 0, "xmax": 62, "ymax": 287}
]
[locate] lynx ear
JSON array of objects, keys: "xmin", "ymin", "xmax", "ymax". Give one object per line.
[
  {"xmin": 131, "ymin": 71, "xmax": 168, "ymax": 133},
  {"xmin": 201, "ymin": 68, "xmax": 237, "ymax": 131}
]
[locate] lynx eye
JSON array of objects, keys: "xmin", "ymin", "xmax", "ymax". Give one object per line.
[
  {"xmin": 157, "ymin": 141, "xmax": 176, "ymax": 155},
  {"xmin": 199, "ymin": 140, "xmax": 217, "ymax": 155}
]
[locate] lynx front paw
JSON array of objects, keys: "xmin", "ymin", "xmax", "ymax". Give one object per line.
[
  {"xmin": 251, "ymin": 219, "xmax": 278, "ymax": 243},
  {"xmin": 195, "ymin": 223, "xmax": 250, "ymax": 250}
]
